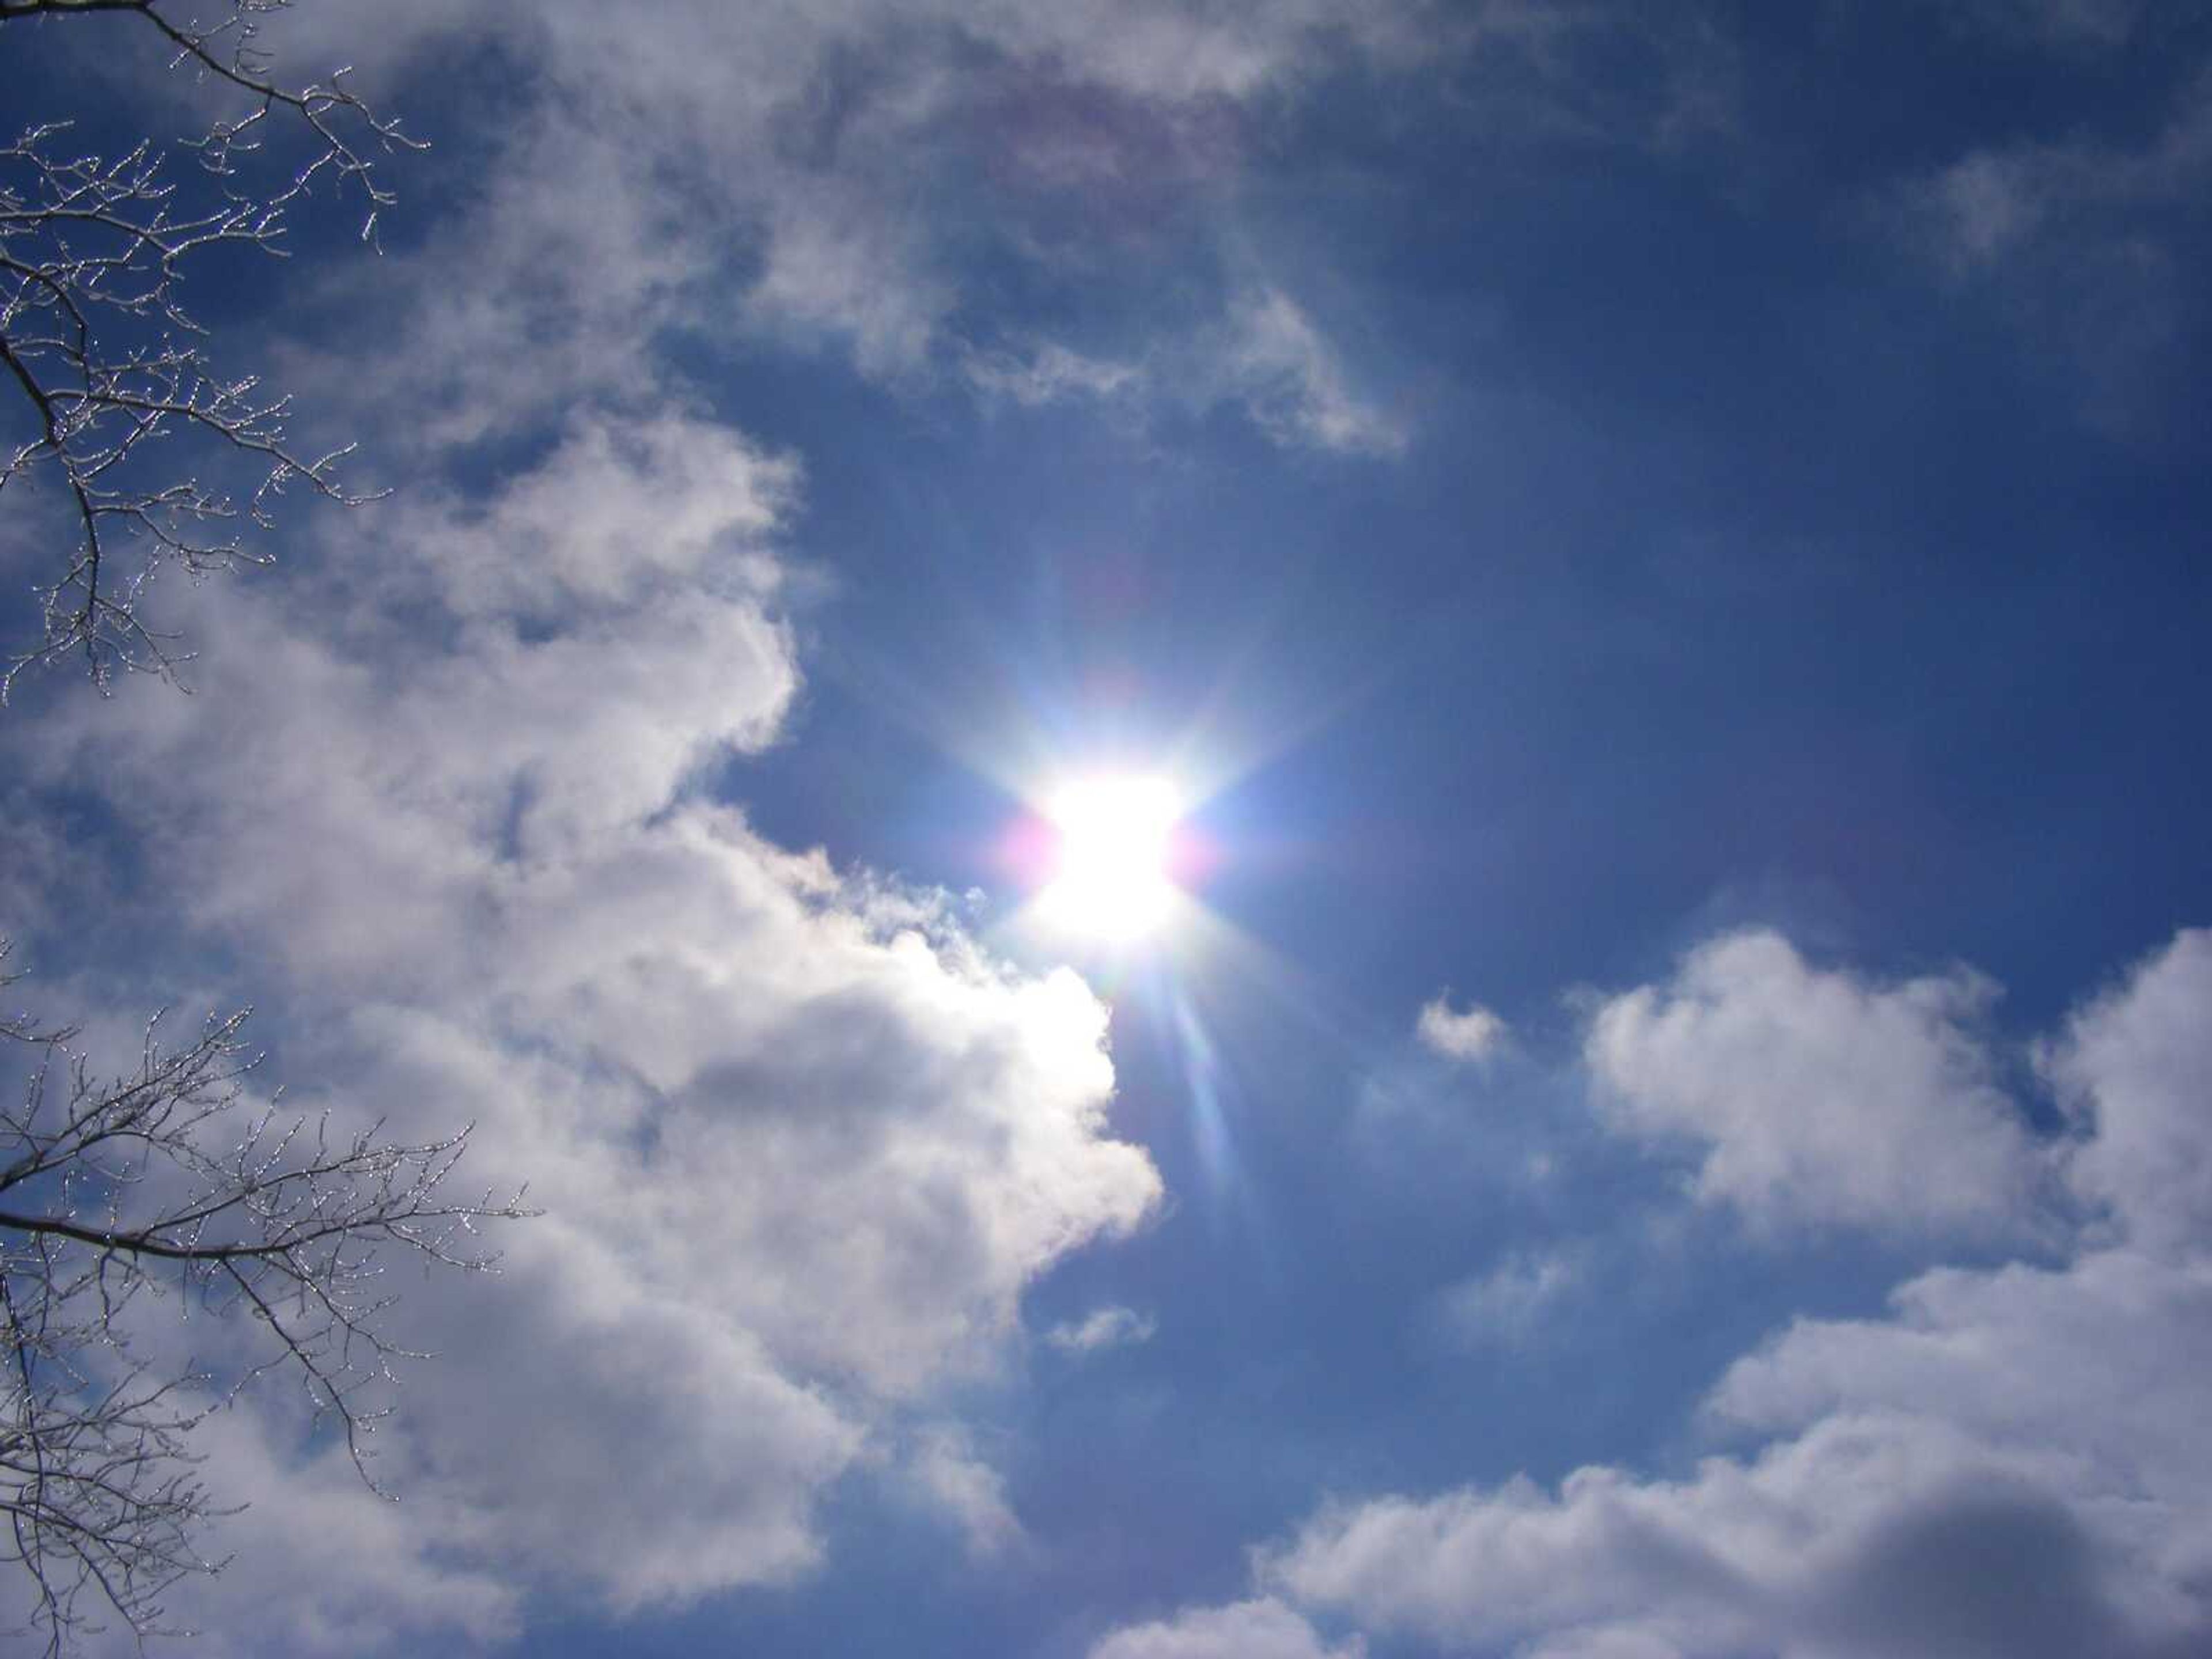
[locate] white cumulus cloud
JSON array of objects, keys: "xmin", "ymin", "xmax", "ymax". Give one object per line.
[
  {"xmin": 1416, "ymin": 993, "xmax": 1509, "ymax": 1063},
  {"xmin": 1584, "ymin": 929, "xmax": 2041, "ymax": 1236},
  {"xmin": 2043, "ymin": 927, "xmax": 2212, "ymax": 1256}
]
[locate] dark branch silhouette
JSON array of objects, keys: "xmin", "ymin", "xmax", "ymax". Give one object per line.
[
  {"xmin": 0, "ymin": 949, "xmax": 532, "ymax": 1653},
  {"xmin": 1, "ymin": 0, "xmax": 422, "ymax": 696}
]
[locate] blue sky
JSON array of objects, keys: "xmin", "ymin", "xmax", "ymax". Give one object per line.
[{"xmin": 5, "ymin": 3, "xmax": 2212, "ymax": 1656}]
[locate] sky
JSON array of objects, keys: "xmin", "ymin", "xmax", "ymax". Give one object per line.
[{"xmin": 3, "ymin": 2, "xmax": 2211, "ymax": 1656}]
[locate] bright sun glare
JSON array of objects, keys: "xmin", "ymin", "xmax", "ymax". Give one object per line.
[{"xmin": 1039, "ymin": 774, "xmax": 1185, "ymax": 943}]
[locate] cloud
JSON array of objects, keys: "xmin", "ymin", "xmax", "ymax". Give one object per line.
[
  {"xmin": 1095, "ymin": 929, "xmax": 2212, "ymax": 1659},
  {"xmin": 2042, "ymin": 928, "xmax": 2212, "ymax": 1256},
  {"xmin": 381, "ymin": 411, "xmax": 798, "ymax": 618},
  {"xmin": 288, "ymin": 109, "xmax": 725, "ymax": 450},
  {"xmin": 1584, "ymin": 930, "xmax": 2040, "ymax": 1236},
  {"xmin": 1268, "ymin": 1229, "xmax": 2212, "ymax": 1658},
  {"xmin": 1046, "ymin": 1304, "xmax": 1158, "ymax": 1354},
  {"xmin": 1884, "ymin": 67, "xmax": 2212, "ymax": 431},
  {"xmin": 257, "ymin": 0, "xmax": 1443, "ymax": 456},
  {"xmin": 1932, "ymin": 0, "xmax": 2146, "ymax": 51},
  {"xmin": 217, "ymin": 0, "xmax": 1770, "ymax": 487},
  {"xmin": 960, "ymin": 297, "xmax": 1408, "ymax": 456},
  {"xmin": 1437, "ymin": 1249, "xmax": 1582, "ymax": 1347},
  {"xmin": 744, "ymin": 189, "xmax": 957, "ymax": 377},
  {"xmin": 963, "ymin": 342, "xmax": 1146, "ymax": 408},
  {"xmin": 0, "ymin": 1399, "xmax": 524, "ymax": 1658},
  {"xmin": 1263, "ymin": 1420, "xmax": 2202, "ymax": 1659},
  {"xmin": 1217, "ymin": 289, "xmax": 1409, "ymax": 457},
  {"xmin": 5, "ymin": 388, "xmax": 1161, "ymax": 1639},
  {"xmin": 1090, "ymin": 1598, "xmax": 1362, "ymax": 1659},
  {"xmin": 5, "ymin": 9, "xmax": 1513, "ymax": 1630},
  {"xmin": 907, "ymin": 1426, "xmax": 1029, "ymax": 1560},
  {"xmin": 1416, "ymin": 993, "xmax": 1509, "ymax": 1063},
  {"xmin": 67, "ymin": 0, "xmax": 1775, "ymax": 503}
]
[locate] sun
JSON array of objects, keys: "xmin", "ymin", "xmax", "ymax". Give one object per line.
[{"xmin": 1037, "ymin": 774, "xmax": 1186, "ymax": 943}]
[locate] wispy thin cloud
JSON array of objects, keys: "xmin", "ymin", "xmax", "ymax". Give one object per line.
[{"xmin": 1046, "ymin": 1305, "xmax": 1159, "ymax": 1354}]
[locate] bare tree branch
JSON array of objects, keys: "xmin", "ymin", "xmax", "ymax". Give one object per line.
[
  {"xmin": 0, "ymin": 947, "xmax": 533, "ymax": 1652},
  {"xmin": 1, "ymin": 0, "xmax": 422, "ymax": 697}
]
